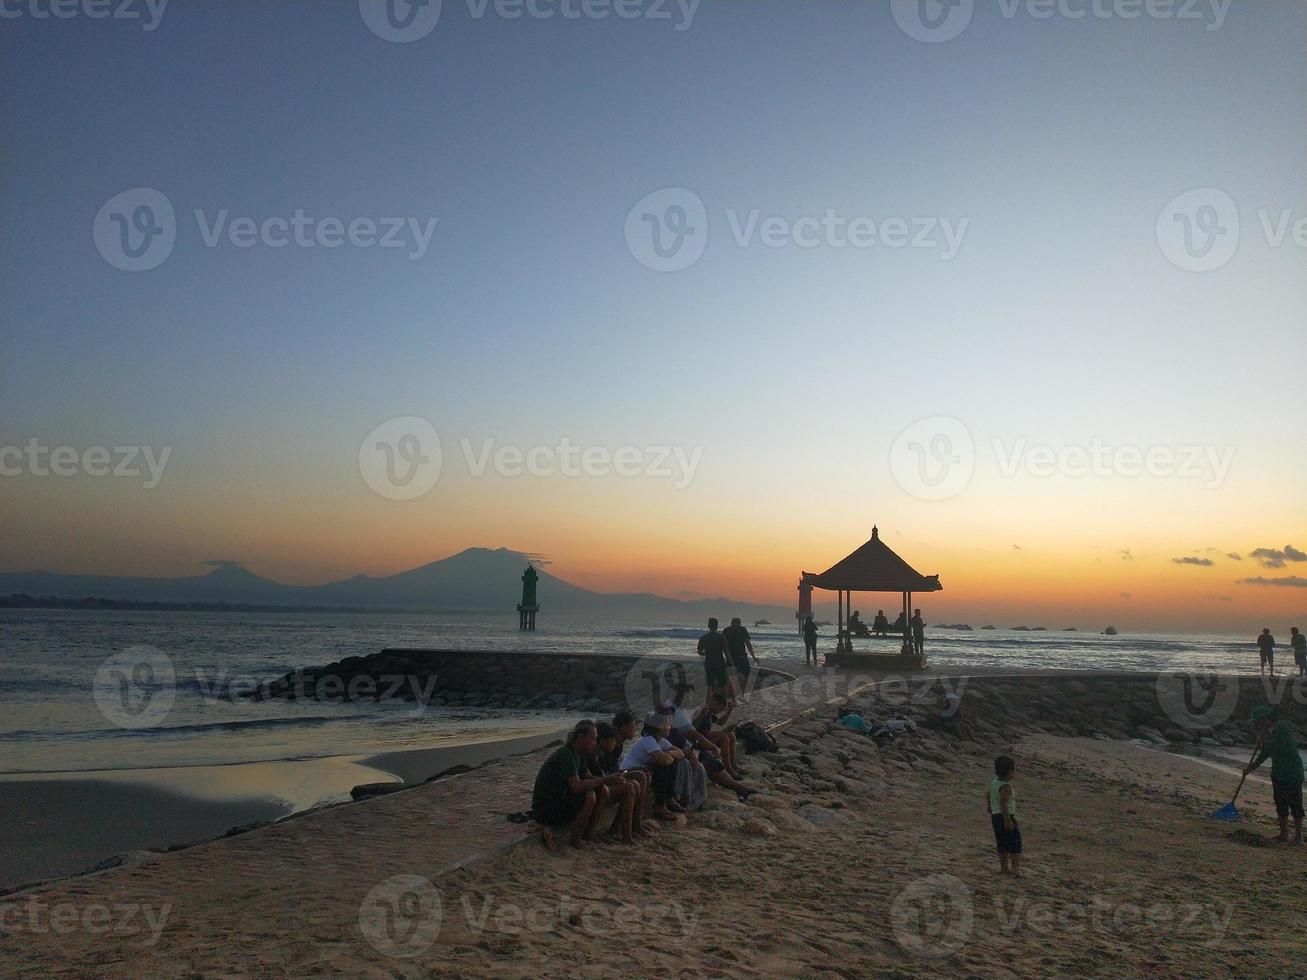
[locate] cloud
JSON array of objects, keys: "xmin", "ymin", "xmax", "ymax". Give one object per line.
[
  {"xmin": 1118, "ymin": 549, "xmax": 1134, "ymax": 561},
  {"xmin": 1172, "ymin": 557, "xmax": 1215, "ymax": 567},
  {"xmin": 1238, "ymin": 576, "xmax": 1307, "ymax": 588},
  {"xmin": 1120, "ymin": 592, "xmax": 1132, "ymax": 599},
  {"xmin": 1226, "ymin": 553, "xmax": 1243, "ymax": 561},
  {"xmin": 1250, "ymin": 545, "xmax": 1307, "ymax": 569},
  {"xmin": 1012, "ymin": 544, "xmax": 1022, "ymax": 551}
]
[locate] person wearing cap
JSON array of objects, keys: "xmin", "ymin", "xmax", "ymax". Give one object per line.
[
  {"xmin": 659, "ymin": 695, "xmax": 755, "ymax": 804},
  {"xmin": 620, "ymin": 713, "xmax": 685, "ymax": 820},
  {"xmin": 722, "ymin": 617, "xmax": 759, "ymax": 695},
  {"xmin": 531, "ymin": 720, "xmax": 632, "ymax": 848},
  {"xmin": 1244, "ymin": 706, "xmax": 1304, "ymax": 845}
]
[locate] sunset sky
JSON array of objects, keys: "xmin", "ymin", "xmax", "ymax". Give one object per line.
[{"xmin": 3, "ymin": 1, "xmax": 1304, "ymax": 633}]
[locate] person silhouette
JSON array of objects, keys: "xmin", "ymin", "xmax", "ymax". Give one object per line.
[
  {"xmin": 802, "ymin": 615, "xmax": 819, "ymax": 667},
  {"xmin": 911, "ymin": 608, "xmax": 926, "ymax": 657},
  {"xmin": 1258, "ymin": 628, "xmax": 1276, "ymax": 676}
]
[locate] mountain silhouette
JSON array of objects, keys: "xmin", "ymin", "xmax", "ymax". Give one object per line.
[{"xmin": 0, "ymin": 547, "xmax": 791, "ymax": 620}]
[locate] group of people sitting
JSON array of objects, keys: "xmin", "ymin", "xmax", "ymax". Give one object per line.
[{"xmin": 530, "ymin": 688, "xmax": 758, "ymax": 847}]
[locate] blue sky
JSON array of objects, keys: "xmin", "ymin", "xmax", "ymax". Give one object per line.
[{"xmin": 3, "ymin": 0, "xmax": 1305, "ymax": 625}]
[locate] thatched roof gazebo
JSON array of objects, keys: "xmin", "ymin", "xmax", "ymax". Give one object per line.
[{"xmin": 801, "ymin": 527, "xmax": 942, "ymax": 667}]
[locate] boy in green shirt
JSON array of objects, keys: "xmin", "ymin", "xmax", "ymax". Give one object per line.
[
  {"xmin": 985, "ymin": 754, "xmax": 1022, "ymax": 876},
  {"xmin": 1244, "ymin": 706, "xmax": 1304, "ymax": 845}
]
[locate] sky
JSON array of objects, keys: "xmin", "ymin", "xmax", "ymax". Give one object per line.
[{"xmin": 2, "ymin": 0, "xmax": 1305, "ymax": 632}]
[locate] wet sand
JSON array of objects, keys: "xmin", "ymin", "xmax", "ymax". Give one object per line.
[{"xmin": 0, "ymin": 732, "xmax": 563, "ymax": 893}]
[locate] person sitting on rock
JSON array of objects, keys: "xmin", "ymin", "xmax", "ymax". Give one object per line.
[
  {"xmin": 620, "ymin": 713, "xmax": 686, "ymax": 820},
  {"xmin": 693, "ymin": 690, "xmax": 750, "ymax": 784},
  {"xmin": 660, "ymin": 698, "xmax": 755, "ymax": 805},
  {"xmin": 593, "ymin": 720, "xmax": 650, "ymax": 840},
  {"xmin": 532, "ymin": 719, "xmax": 633, "ymax": 848}
]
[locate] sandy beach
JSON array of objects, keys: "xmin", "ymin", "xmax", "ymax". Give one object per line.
[{"xmin": 1, "ymin": 670, "xmax": 1303, "ymax": 977}]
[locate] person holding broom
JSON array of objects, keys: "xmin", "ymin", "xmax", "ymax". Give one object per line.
[{"xmin": 1244, "ymin": 706, "xmax": 1304, "ymax": 845}]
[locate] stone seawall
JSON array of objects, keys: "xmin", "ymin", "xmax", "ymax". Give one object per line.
[
  {"xmin": 258, "ymin": 648, "xmax": 795, "ymax": 714},
  {"xmin": 855, "ymin": 671, "xmax": 1307, "ymax": 747}
]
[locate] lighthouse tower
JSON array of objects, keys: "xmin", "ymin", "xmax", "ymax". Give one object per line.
[{"xmin": 516, "ymin": 564, "xmax": 540, "ymax": 631}]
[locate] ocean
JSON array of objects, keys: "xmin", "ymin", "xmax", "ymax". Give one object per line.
[{"xmin": 0, "ymin": 609, "xmax": 1275, "ymax": 776}]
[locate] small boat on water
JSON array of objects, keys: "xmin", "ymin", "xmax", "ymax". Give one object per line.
[
  {"xmin": 1104, "ymin": 626, "xmax": 1118, "ymax": 635},
  {"xmin": 754, "ymin": 619, "xmax": 770, "ymax": 627}
]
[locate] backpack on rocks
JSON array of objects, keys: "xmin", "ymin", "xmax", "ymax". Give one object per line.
[{"xmin": 736, "ymin": 721, "xmax": 779, "ymax": 754}]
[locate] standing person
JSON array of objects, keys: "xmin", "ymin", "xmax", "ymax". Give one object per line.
[
  {"xmin": 722, "ymin": 617, "xmax": 758, "ymax": 695},
  {"xmin": 531, "ymin": 720, "xmax": 626, "ymax": 848},
  {"xmin": 1291, "ymin": 627, "xmax": 1306, "ymax": 677},
  {"xmin": 911, "ymin": 608, "xmax": 927, "ymax": 658},
  {"xmin": 1257, "ymin": 628, "xmax": 1276, "ymax": 676},
  {"xmin": 802, "ymin": 615, "xmax": 819, "ymax": 667},
  {"xmin": 1244, "ymin": 706, "xmax": 1304, "ymax": 845},
  {"xmin": 697, "ymin": 617, "xmax": 733, "ymax": 699},
  {"xmin": 985, "ymin": 754, "xmax": 1023, "ymax": 877}
]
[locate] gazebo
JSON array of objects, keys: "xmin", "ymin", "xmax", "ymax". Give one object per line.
[{"xmin": 800, "ymin": 526, "xmax": 943, "ymax": 665}]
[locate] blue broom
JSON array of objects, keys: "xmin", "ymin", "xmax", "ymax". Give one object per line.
[{"xmin": 1210, "ymin": 746, "xmax": 1259, "ymax": 822}]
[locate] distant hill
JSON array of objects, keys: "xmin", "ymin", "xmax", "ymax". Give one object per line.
[{"xmin": 0, "ymin": 548, "xmax": 794, "ymax": 621}]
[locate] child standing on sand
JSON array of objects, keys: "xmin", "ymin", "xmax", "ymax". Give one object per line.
[{"xmin": 986, "ymin": 755, "xmax": 1023, "ymax": 876}]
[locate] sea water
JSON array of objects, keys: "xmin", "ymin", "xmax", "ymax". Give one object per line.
[{"xmin": 0, "ymin": 609, "xmax": 1277, "ymax": 774}]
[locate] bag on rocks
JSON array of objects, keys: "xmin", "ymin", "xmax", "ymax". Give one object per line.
[{"xmin": 736, "ymin": 721, "xmax": 779, "ymax": 754}]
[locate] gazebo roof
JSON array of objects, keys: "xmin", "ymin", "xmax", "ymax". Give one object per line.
[{"xmin": 802, "ymin": 527, "xmax": 943, "ymax": 593}]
